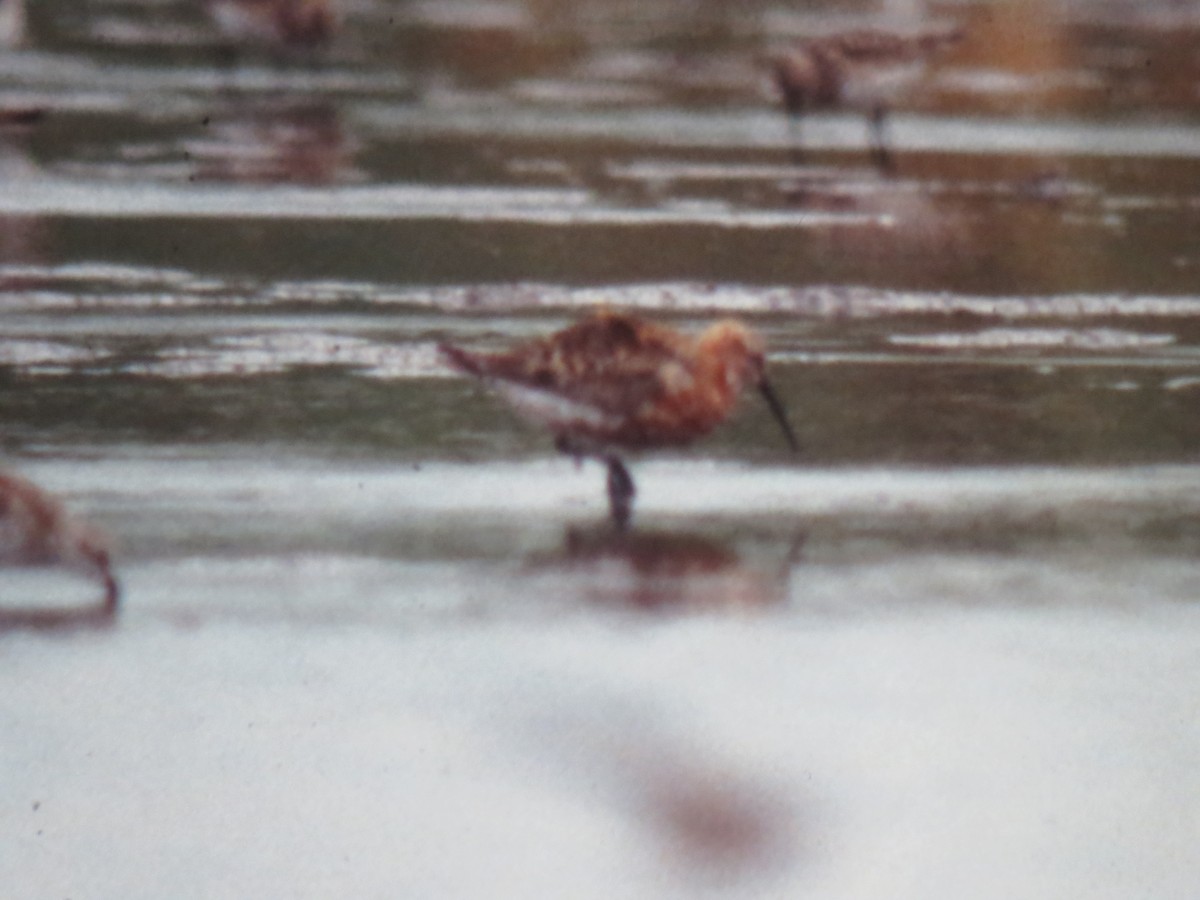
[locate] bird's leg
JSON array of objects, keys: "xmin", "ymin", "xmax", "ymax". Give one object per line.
[
  {"xmin": 869, "ymin": 105, "xmax": 895, "ymax": 174},
  {"xmin": 102, "ymin": 572, "xmax": 120, "ymax": 615},
  {"xmin": 787, "ymin": 111, "xmax": 808, "ymax": 168},
  {"xmin": 555, "ymin": 434, "xmax": 584, "ymax": 470},
  {"xmin": 604, "ymin": 456, "xmax": 636, "ymax": 531}
]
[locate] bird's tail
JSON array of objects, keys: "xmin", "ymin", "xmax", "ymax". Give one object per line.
[{"xmin": 438, "ymin": 342, "xmax": 486, "ymax": 377}]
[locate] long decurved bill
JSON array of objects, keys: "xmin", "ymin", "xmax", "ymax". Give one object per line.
[
  {"xmin": 102, "ymin": 572, "xmax": 121, "ymax": 614},
  {"xmin": 758, "ymin": 378, "xmax": 800, "ymax": 452}
]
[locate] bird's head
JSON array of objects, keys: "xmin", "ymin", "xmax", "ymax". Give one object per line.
[{"xmin": 697, "ymin": 321, "xmax": 799, "ymax": 452}]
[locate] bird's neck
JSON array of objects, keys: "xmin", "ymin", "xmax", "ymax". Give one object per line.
[{"xmin": 691, "ymin": 353, "xmax": 743, "ymax": 421}]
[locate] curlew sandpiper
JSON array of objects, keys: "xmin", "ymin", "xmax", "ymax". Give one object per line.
[
  {"xmin": 767, "ymin": 26, "xmax": 962, "ymax": 172},
  {"xmin": 440, "ymin": 310, "xmax": 798, "ymax": 529}
]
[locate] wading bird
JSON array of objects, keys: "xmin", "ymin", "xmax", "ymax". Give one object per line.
[
  {"xmin": 440, "ymin": 310, "xmax": 798, "ymax": 529},
  {"xmin": 0, "ymin": 471, "xmax": 120, "ymax": 610},
  {"xmin": 768, "ymin": 26, "xmax": 963, "ymax": 172}
]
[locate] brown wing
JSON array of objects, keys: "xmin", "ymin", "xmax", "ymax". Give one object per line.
[{"xmin": 462, "ymin": 311, "xmax": 689, "ymax": 416}]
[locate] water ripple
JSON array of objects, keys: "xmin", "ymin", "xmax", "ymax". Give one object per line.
[
  {"xmin": 5, "ymin": 270, "xmax": 1200, "ymax": 323},
  {"xmin": 888, "ymin": 328, "xmax": 1177, "ymax": 351},
  {"xmin": 122, "ymin": 333, "xmax": 451, "ymax": 379}
]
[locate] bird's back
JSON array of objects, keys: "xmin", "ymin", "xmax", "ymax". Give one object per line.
[
  {"xmin": 443, "ymin": 312, "xmax": 727, "ymax": 449},
  {"xmin": 445, "ymin": 312, "xmax": 686, "ymax": 416},
  {"xmin": 823, "ymin": 27, "xmax": 963, "ymax": 64},
  {"xmin": 775, "ymin": 26, "xmax": 963, "ymax": 111}
]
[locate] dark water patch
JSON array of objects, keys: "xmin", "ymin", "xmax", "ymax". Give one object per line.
[{"xmin": 12, "ymin": 454, "xmax": 1200, "ymax": 633}]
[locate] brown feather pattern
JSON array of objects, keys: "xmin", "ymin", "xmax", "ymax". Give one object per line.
[{"xmin": 440, "ymin": 310, "xmax": 770, "ymax": 451}]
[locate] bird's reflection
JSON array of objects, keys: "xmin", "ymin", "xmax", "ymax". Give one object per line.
[
  {"xmin": 529, "ymin": 525, "xmax": 804, "ymax": 613},
  {"xmin": 781, "ymin": 169, "xmax": 977, "ymax": 277},
  {"xmin": 186, "ymin": 98, "xmax": 358, "ymax": 185},
  {"xmin": 0, "ymin": 586, "xmax": 118, "ymax": 633}
]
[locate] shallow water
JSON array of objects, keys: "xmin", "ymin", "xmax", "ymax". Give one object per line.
[{"xmin": 3, "ymin": 1, "xmax": 1200, "ymax": 897}]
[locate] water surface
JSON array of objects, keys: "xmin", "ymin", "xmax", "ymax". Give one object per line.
[{"xmin": 3, "ymin": 1, "xmax": 1200, "ymax": 897}]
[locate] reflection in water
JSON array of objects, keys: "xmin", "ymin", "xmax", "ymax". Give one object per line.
[
  {"xmin": 534, "ymin": 526, "xmax": 802, "ymax": 612},
  {"xmin": 186, "ymin": 98, "xmax": 358, "ymax": 184},
  {"xmin": 0, "ymin": 590, "xmax": 117, "ymax": 632}
]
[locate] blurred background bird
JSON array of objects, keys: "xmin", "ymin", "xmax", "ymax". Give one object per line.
[
  {"xmin": 201, "ymin": 0, "xmax": 338, "ymax": 51},
  {"xmin": 767, "ymin": 26, "xmax": 963, "ymax": 172}
]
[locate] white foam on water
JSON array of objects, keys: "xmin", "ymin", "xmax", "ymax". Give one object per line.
[{"xmin": 888, "ymin": 327, "xmax": 1177, "ymax": 351}]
